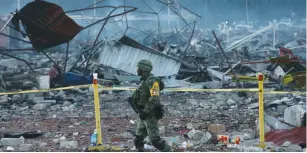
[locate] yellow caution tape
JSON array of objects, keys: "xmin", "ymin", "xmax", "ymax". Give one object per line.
[
  {"xmin": 98, "ymin": 86, "xmax": 137, "ymax": 91},
  {"xmin": 0, "ymin": 84, "xmax": 92, "ymax": 95},
  {"xmin": 164, "ymin": 88, "xmax": 258, "ymax": 92},
  {"xmin": 0, "ymin": 84, "xmax": 305, "ymax": 95},
  {"xmin": 264, "ymin": 91, "xmax": 306, "ymax": 95}
]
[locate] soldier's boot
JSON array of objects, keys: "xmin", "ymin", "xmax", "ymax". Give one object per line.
[
  {"xmin": 134, "ymin": 135, "xmax": 145, "ymax": 152},
  {"xmin": 151, "ymin": 136, "xmax": 171, "ymax": 152}
]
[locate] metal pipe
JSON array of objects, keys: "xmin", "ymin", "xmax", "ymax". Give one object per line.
[
  {"xmin": 68, "ymin": 39, "xmax": 105, "ymax": 72},
  {"xmin": 82, "ymin": 8, "xmax": 114, "ymax": 75},
  {"xmin": 183, "ymin": 21, "xmax": 196, "ymax": 57},
  {"xmin": 0, "ymin": 33, "xmax": 31, "ymax": 44},
  {"xmin": 212, "ymin": 31, "xmax": 241, "ymax": 87},
  {"xmin": 0, "ymin": 15, "xmax": 14, "ymax": 33},
  {"xmin": 63, "ymin": 42, "xmax": 69, "ymax": 73},
  {"xmin": 82, "ymin": 6, "xmax": 137, "ymax": 30},
  {"xmin": 0, "ymin": 48, "xmax": 35, "ymax": 52},
  {"xmin": 245, "ymin": 0, "xmax": 249, "ymax": 24},
  {"xmin": 40, "ymin": 50, "xmax": 59, "ymax": 67},
  {"xmin": 0, "ymin": 52, "xmax": 34, "ymax": 72},
  {"xmin": 76, "ymin": 43, "xmax": 104, "ymax": 70}
]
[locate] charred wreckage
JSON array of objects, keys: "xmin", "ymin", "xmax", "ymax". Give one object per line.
[
  {"xmin": 0, "ymin": 0, "xmax": 305, "ymax": 93},
  {"xmin": 0, "ymin": 0, "xmax": 306, "ymax": 152}
]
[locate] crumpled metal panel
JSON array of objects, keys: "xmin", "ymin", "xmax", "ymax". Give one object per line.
[{"xmin": 98, "ymin": 43, "xmax": 181, "ymax": 77}]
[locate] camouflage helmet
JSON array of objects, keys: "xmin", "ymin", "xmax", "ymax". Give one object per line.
[{"xmin": 137, "ymin": 59, "xmax": 152, "ymax": 71}]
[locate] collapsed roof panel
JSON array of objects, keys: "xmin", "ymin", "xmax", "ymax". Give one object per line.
[{"xmin": 98, "ymin": 35, "xmax": 182, "ymax": 77}]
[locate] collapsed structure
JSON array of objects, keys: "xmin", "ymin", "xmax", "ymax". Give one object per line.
[{"xmin": 0, "ymin": 0, "xmax": 306, "ymax": 151}]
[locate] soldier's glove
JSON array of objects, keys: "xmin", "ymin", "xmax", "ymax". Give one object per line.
[{"xmin": 139, "ymin": 111, "xmax": 148, "ymax": 120}]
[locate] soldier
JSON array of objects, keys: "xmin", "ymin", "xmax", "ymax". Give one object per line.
[{"xmin": 130, "ymin": 59, "xmax": 171, "ymax": 152}]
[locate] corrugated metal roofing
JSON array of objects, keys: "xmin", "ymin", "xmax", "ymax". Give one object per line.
[{"xmin": 98, "ymin": 38, "xmax": 182, "ymax": 77}]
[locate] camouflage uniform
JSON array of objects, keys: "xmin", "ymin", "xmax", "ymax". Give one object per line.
[{"xmin": 132, "ymin": 60, "xmax": 171, "ymax": 152}]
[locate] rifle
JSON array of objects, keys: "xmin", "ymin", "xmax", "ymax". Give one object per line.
[{"xmin": 127, "ymin": 97, "xmax": 139, "ymax": 114}]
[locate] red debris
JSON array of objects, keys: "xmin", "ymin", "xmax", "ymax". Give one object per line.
[
  {"xmin": 179, "ymin": 129, "xmax": 190, "ymax": 135},
  {"xmin": 12, "ymin": 0, "xmax": 82, "ymax": 50},
  {"xmin": 265, "ymin": 127, "xmax": 306, "ymax": 146},
  {"xmin": 279, "ymin": 46, "xmax": 298, "ymax": 59}
]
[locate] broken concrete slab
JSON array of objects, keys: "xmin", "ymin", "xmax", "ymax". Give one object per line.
[
  {"xmin": 1, "ymin": 137, "xmax": 25, "ymax": 146},
  {"xmin": 187, "ymin": 129, "xmax": 212, "ymax": 144},
  {"xmin": 59, "ymin": 141, "xmax": 78, "ymax": 150},
  {"xmin": 0, "ymin": 95, "xmax": 8, "ymax": 103},
  {"xmin": 266, "ymin": 113, "xmax": 294, "ymax": 130},
  {"xmin": 284, "ymin": 105, "xmax": 306, "ymax": 127}
]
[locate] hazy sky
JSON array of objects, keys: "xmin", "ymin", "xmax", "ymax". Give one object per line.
[{"xmin": 0, "ymin": 0, "xmax": 305, "ymax": 28}]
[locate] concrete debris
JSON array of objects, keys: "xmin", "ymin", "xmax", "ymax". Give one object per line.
[
  {"xmin": 59, "ymin": 136, "xmax": 66, "ymax": 141},
  {"xmin": 19, "ymin": 144, "xmax": 33, "ymax": 151},
  {"xmin": 187, "ymin": 129, "xmax": 212, "ymax": 144},
  {"xmin": 242, "ymin": 146, "xmax": 264, "ymax": 152},
  {"xmin": 73, "ymin": 132, "xmax": 79, "ymax": 136},
  {"xmin": 284, "ymin": 105, "xmax": 306, "ymax": 127},
  {"xmin": 62, "ymin": 104, "xmax": 75, "ymax": 112},
  {"xmin": 120, "ymin": 132, "xmax": 133, "ymax": 139},
  {"xmin": 59, "ymin": 141, "xmax": 78, "ymax": 150},
  {"xmin": 33, "ymin": 103, "xmax": 48, "ymax": 110},
  {"xmin": 39, "ymin": 143, "xmax": 47, "ymax": 148},
  {"xmin": 186, "ymin": 123, "xmax": 194, "ymax": 130},
  {"xmin": 1, "ymin": 137, "xmax": 25, "ymax": 146},
  {"xmin": 284, "ymin": 144, "xmax": 303, "ymax": 152},
  {"xmin": 281, "ymin": 141, "xmax": 291, "ymax": 147},
  {"xmin": 264, "ymin": 113, "xmax": 294, "ymax": 130},
  {"xmin": 0, "ymin": 95, "xmax": 8, "ymax": 103},
  {"xmin": 6, "ymin": 146, "xmax": 14, "ymax": 151}
]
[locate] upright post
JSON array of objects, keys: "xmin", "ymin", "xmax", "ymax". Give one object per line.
[
  {"xmin": 93, "ymin": 73, "xmax": 102, "ymax": 145},
  {"xmin": 257, "ymin": 73, "xmax": 266, "ymax": 148}
]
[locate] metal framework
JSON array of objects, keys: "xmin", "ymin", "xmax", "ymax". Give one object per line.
[{"xmin": 0, "ymin": 0, "xmax": 201, "ymax": 78}]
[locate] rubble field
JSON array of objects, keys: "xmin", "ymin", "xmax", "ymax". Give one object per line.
[
  {"xmin": 0, "ymin": 89, "xmax": 305, "ymax": 152},
  {"xmin": 0, "ymin": 0, "xmax": 306, "ymax": 152}
]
